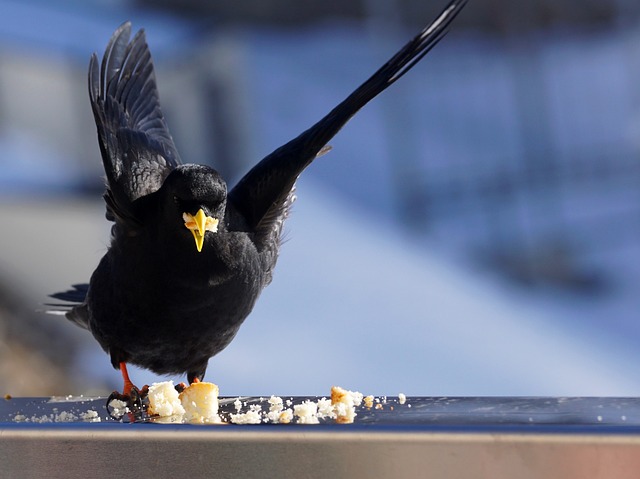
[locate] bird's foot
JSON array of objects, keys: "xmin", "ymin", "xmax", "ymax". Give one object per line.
[
  {"xmin": 105, "ymin": 362, "xmax": 150, "ymax": 421},
  {"xmin": 106, "ymin": 385, "xmax": 150, "ymax": 421}
]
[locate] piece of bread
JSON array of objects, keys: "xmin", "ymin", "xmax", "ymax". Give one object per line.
[
  {"xmin": 147, "ymin": 381, "xmax": 185, "ymax": 417},
  {"xmin": 179, "ymin": 381, "xmax": 220, "ymax": 423}
]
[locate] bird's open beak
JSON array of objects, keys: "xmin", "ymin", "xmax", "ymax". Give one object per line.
[{"xmin": 183, "ymin": 209, "xmax": 219, "ymax": 253}]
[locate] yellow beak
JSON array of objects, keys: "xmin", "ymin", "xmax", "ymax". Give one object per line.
[{"xmin": 183, "ymin": 209, "xmax": 219, "ymax": 253}]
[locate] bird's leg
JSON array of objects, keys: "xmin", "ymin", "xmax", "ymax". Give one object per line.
[
  {"xmin": 119, "ymin": 362, "xmax": 136, "ymax": 396},
  {"xmin": 174, "ymin": 376, "xmax": 200, "ymax": 393}
]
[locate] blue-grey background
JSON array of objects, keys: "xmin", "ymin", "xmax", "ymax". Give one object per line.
[{"xmin": 0, "ymin": 0, "xmax": 639, "ymax": 397}]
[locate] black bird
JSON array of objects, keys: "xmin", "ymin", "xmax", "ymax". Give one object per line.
[{"xmin": 52, "ymin": 0, "xmax": 467, "ymax": 395}]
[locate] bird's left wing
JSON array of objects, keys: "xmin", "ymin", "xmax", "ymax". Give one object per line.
[
  {"xmin": 89, "ymin": 22, "xmax": 181, "ymax": 228},
  {"xmin": 228, "ymin": 0, "xmax": 467, "ymax": 248}
]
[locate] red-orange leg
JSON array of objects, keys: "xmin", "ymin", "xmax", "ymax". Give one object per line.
[{"xmin": 119, "ymin": 362, "xmax": 136, "ymax": 396}]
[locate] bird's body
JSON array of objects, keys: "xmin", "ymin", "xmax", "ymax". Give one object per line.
[{"xmin": 52, "ymin": 0, "xmax": 467, "ymax": 389}]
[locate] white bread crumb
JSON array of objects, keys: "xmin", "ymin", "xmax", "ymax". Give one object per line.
[
  {"xmin": 316, "ymin": 397, "xmax": 336, "ymax": 420},
  {"xmin": 108, "ymin": 398, "xmax": 129, "ymax": 418},
  {"xmin": 230, "ymin": 405, "xmax": 262, "ymax": 424},
  {"xmin": 268, "ymin": 395, "xmax": 283, "ymax": 412},
  {"xmin": 148, "ymin": 381, "xmax": 185, "ymax": 417},
  {"xmin": 293, "ymin": 400, "xmax": 319, "ymax": 424},
  {"xmin": 331, "ymin": 386, "xmax": 362, "ymax": 424},
  {"xmin": 398, "ymin": 393, "xmax": 407, "ymax": 405},
  {"xmin": 80, "ymin": 410, "xmax": 101, "ymax": 422},
  {"xmin": 266, "ymin": 396, "xmax": 284, "ymax": 423}
]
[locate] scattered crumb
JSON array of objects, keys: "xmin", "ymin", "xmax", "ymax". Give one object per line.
[
  {"xmin": 265, "ymin": 396, "xmax": 285, "ymax": 423},
  {"xmin": 31, "ymin": 415, "xmax": 52, "ymax": 423},
  {"xmin": 398, "ymin": 393, "xmax": 407, "ymax": 405},
  {"xmin": 316, "ymin": 397, "xmax": 336, "ymax": 420},
  {"xmin": 293, "ymin": 400, "xmax": 320, "ymax": 424},
  {"xmin": 55, "ymin": 411, "xmax": 78, "ymax": 422},
  {"xmin": 80, "ymin": 410, "xmax": 101, "ymax": 422},
  {"xmin": 375, "ymin": 404, "xmax": 383, "ymax": 410},
  {"xmin": 331, "ymin": 386, "xmax": 363, "ymax": 424},
  {"xmin": 12, "ymin": 411, "xmax": 82, "ymax": 423},
  {"xmin": 110, "ymin": 382, "xmax": 384, "ymax": 425},
  {"xmin": 268, "ymin": 395, "xmax": 283, "ymax": 411},
  {"xmin": 277, "ymin": 409, "xmax": 294, "ymax": 424},
  {"xmin": 363, "ymin": 395, "xmax": 374, "ymax": 408},
  {"xmin": 4, "ymin": 394, "xmax": 12, "ymax": 400},
  {"xmin": 108, "ymin": 398, "xmax": 129, "ymax": 418},
  {"xmin": 230, "ymin": 405, "xmax": 262, "ymax": 425}
]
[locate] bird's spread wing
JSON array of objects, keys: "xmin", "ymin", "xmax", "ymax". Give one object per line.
[
  {"xmin": 89, "ymin": 22, "xmax": 181, "ymax": 228},
  {"xmin": 228, "ymin": 0, "xmax": 467, "ymax": 247}
]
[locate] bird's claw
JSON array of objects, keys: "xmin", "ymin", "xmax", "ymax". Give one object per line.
[{"xmin": 106, "ymin": 385, "xmax": 150, "ymax": 421}]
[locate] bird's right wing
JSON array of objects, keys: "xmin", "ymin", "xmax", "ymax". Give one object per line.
[{"xmin": 89, "ymin": 22, "xmax": 182, "ymax": 230}]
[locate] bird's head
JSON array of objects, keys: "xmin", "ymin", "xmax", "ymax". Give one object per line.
[{"xmin": 161, "ymin": 164, "xmax": 227, "ymax": 253}]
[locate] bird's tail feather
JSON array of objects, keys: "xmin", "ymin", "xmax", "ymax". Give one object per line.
[{"xmin": 46, "ymin": 284, "xmax": 91, "ymax": 330}]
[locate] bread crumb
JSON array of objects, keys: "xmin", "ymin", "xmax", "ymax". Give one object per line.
[
  {"xmin": 398, "ymin": 393, "xmax": 407, "ymax": 405},
  {"xmin": 54, "ymin": 411, "xmax": 78, "ymax": 422},
  {"xmin": 13, "ymin": 411, "xmax": 81, "ymax": 423},
  {"xmin": 108, "ymin": 398, "xmax": 129, "ymax": 418},
  {"xmin": 230, "ymin": 405, "xmax": 262, "ymax": 424},
  {"xmin": 268, "ymin": 395, "xmax": 283, "ymax": 411},
  {"xmin": 265, "ymin": 396, "xmax": 284, "ymax": 423},
  {"xmin": 294, "ymin": 400, "xmax": 319, "ymax": 424},
  {"xmin": 316, "ymin": 397, "xmax": 336, "ymax": 420},
  {"xmin": 278, "ymin": 409, "xmax": 293, "ymax": 424},
  {"xmin": 80, "ymin": 410, "xmax": 101, "ymax": 422},
  {"xmin": 148, "ymin": 381, "xmax": 185, "ymax": 418},
  {"xmin": 331, "ymin": 386, "xmax": 363, "ymax": 424},
  {"xmin": 363, "ymin": 395, "xmax": 374, "ymax": 408}
]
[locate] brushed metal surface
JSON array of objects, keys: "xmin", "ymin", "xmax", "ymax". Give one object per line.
[
  {"xmin": 2, "ymin": 428, "xmax": 640, "ymax": 479},
  {"xmin": 2, "ymin": 397, "xmax": 640, "ymax": 478}
]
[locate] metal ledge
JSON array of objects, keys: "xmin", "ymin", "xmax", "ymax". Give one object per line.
[{"xmin": 2, "ymin": 397, "xmax": 640, "ymax": 478}]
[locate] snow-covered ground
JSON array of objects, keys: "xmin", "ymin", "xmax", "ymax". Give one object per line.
[{"xmin": 1, "ymin": 2, "xmax": 639, "ymax": 396}]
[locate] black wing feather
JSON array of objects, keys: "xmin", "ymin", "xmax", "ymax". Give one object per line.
[
  {"xmin": 89, "ymin": 22, "xmax": 181, "ymax": 229},
  {"xmin": 228, "ymin": 0, "xmax": 467, "ymax": 248}
]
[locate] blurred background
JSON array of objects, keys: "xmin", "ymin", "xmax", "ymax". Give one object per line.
[{"xmin": 0, "ymin": 0, "xmax": 639, "ymax": 397}]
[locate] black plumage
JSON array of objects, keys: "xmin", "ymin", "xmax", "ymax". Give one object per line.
[{"xmin": 51, "ymin": 0, "xmax": 467, "ymax": 389}]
